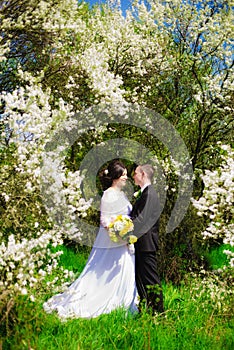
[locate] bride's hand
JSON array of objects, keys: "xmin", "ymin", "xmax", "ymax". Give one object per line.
[{"xmin": 128, "ymin": 244, "xmax": 135, "ymax": 255}]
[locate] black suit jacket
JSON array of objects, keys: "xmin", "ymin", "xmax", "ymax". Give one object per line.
[{"xmin": 131, "ymin": 185, "xmax": 160, "ymax": 252}]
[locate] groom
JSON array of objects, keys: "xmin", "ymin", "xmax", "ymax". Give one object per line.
[{"xmin": 131, "ymin": 164, "xmax": 164, "ymax": 314}]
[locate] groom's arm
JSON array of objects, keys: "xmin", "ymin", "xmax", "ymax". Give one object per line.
[{"xmin": 131, "ymin": 189, "xmax": 160, "ymax": 237}]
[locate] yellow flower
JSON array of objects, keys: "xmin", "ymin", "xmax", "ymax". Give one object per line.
[
  {"xmin": 119, "ymin": 221, "xmax": 133, "ymax": 237},
  {"xmin": 107, "ymin": 215, "xmax": 136, "ymax": 243},
  {"xmin": 128, "ymin": 235, "xmax": 138, "ymax": 244}
]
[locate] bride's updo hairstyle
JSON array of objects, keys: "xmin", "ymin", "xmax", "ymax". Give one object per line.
[{"xmin": 99, "ymin": 160, "xmax": 126, "ymax": 191}]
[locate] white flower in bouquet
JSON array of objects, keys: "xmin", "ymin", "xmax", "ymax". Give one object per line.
[{"xmin": 108, "ymin": 215, "xmax": 137, "ymax": 244}]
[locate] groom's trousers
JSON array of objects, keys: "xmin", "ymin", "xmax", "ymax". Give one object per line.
[{"xmin": 135, "ymin": 250, "xmax": 164, "ymax": 313}]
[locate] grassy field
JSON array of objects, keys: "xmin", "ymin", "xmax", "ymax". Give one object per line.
[{"xmin": 1, "ymin": 245, "xmax": 233, "ymax": 350}]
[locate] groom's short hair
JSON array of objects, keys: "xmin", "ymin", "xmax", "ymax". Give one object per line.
[{"xmin": 139, "ymin": 164, "xmax": 154, "ymax": 181}]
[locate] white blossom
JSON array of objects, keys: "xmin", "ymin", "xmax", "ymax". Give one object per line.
[{"xmin": 192, "ymin": 145, "xmax": 234, "ymax": 267}]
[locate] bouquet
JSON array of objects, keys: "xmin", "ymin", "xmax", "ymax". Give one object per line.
[{"xmin": 108, "ymin": 215, "xmax": 137, "ymax": 244}]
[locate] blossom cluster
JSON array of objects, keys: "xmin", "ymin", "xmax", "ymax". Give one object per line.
[
  {"xmin": 192, "ymin": 145, "xmax": 234, "ymax": 267},
  {"xmin": 190, "ymin": 269, "xmax": 233, "ymax": 313},
  {"xmin": 0, "ymin": 228, "xmax": 75, "ymax": 299},
  {"xmin": 0, "ymin": 74, "xmax": 92, "ymax": 297}
]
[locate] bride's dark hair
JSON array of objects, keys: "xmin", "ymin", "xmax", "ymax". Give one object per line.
[{"xmin": 99, "ymin": 160, "xmax": 126, "ymax": 191}]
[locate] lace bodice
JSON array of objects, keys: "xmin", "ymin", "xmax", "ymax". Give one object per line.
[
  {"xmin": 93, "ymin": 188, "xmax": 132, "ymax": 248},
  {"xmin": 100, "ymin": 188, "xmax": 132, "ymax": 228}
]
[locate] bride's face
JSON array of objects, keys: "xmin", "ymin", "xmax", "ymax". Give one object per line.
[{"xmin": 113, "ymin": 169, "xmax": 128, "ymax": 188}]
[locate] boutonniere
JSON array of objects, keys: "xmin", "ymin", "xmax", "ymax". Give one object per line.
[{"xmin": 133, "ymin": 189, "xmax": 142, "ymax": 200}]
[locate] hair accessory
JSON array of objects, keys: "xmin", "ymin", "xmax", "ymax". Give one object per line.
[{"xmin": 104, "ymin": 169, "xmax": 108, "ymax": 175}]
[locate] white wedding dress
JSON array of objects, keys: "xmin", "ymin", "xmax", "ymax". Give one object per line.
[{"xmin": 43, "ymin": 188, "xmax": 138, "ymax": 319}]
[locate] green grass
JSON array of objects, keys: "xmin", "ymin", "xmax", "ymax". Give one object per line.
[
  {"xmin": 58, "ymin": 244, "xmax": 90, "ymax": 273},
  {"xmin": 205, "ymin": 244, "xmax": 234, "ymax": 270},
  {"xmin": 1, "ymin": 245, "xmax": 233, "ymax": 350}
]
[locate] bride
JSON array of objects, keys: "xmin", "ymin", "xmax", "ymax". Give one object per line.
[{"xmin": 43, "ymin": 160, "xmax": 138, "ymax": 319}]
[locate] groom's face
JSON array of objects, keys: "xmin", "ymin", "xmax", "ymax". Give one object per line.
[{"xmin": 133, "ymin": 166, "xmax": 143, "ymax": 187}]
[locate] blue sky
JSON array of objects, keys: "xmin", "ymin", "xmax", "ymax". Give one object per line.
[{"xmin": 85, "ymin": 0, "xmax": 133, "ymax": 14}]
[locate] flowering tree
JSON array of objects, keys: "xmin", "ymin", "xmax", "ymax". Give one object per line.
[
  {"xmin": 0, "ymin": 74, "xmax": 93, "ymax": 299},
  {"xmin": 192, "ymin": 144, "xmax": 234, "ymax": 267},
  {"xmin": 0, "ymin": 0, "xmax": 233, "ymax": 300}
]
